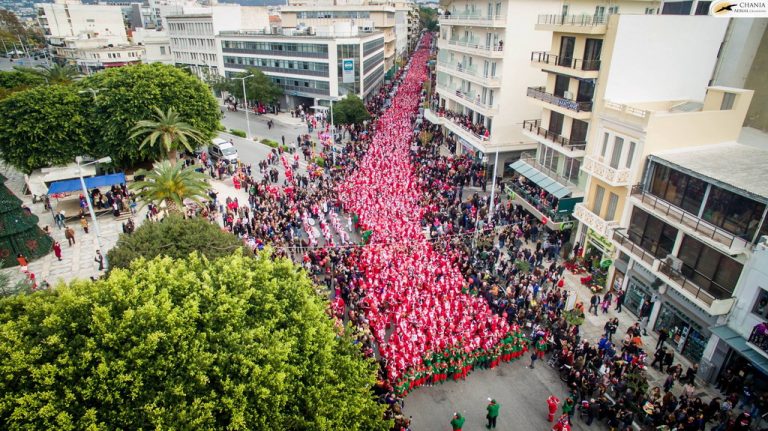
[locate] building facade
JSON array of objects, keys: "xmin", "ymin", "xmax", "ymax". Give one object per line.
[
  {"xmin": 132, "ymin": 27, "xmax": 173, "ymax": 64},
  {"xmin": 217, "ymin": 24, "xmax": 385, "ymax": 109}
]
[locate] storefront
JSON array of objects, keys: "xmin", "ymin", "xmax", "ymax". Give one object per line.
[
  {"xmin": 624, "ymin": 273, "xmax": 653, "ymax": 317},
  {"xmin": 583, "ymin": 228, "xmax": 614, "ymax": 290},
  {"xmin": 654, "ymin": 302, "xmax": 709, "ymax": 362}
]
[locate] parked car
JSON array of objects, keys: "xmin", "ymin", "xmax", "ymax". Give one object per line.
[{"xmin": 208, "ymin": 138, "xmax": 238, "ymax": 164}]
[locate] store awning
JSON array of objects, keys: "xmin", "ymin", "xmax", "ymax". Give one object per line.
[
  {"xmin": 509, "ymin": 160, "xmax": 572, "ymax": 199},
  {"xmin": 710, "ymin": 325, "xmax": 768, "ymax": 376},
  {"xmin": 47, "ymin": 173, "xmax": 126, "ymax": 195}
]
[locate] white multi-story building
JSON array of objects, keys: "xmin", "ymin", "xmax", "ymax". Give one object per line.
[
  {"xmin": 280, "ymin": 0, "xmax": 407, "ymax": 77},
  {"xmin": 132, "ymin": 27, "xmax": 173, "ymax": 64},
  {"xmin": 166, "ymin": 5, "xmax": 270, "ymax": 80},
  {"xmin": 217, "ymin": 23, "xmax": 386, "ymax": 109}
]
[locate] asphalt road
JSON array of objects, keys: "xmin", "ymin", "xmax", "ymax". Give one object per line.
[
  {"xmin": 0, "ymin": 56, "xmax": 50, "ymax": 71},
  {"xmin": 218, "ymin": 108, "xmax": 306, "ymax": 168}
]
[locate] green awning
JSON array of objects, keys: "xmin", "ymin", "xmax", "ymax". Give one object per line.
[
  {"xmin": 710, "ymin": 325, "xmax": 768, "ymax": 377},
  {"xmin": 509, "ymin": 160, "xmax": 572, "ymax": 199}
]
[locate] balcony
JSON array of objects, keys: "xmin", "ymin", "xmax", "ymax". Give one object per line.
[
  {"xmin": 438, "ymin": 38, "xmax": 504, "ymax": 58},
  {"xmin": 658, "ymin": 260, "xmax": 734, "ymax": 315},
  {"xmin": 530, "ymin": 51, "xmax": 600, "ymax": 79},
  {"xmin": 748, "ymin": 324, "xmax": 768, "ymax": 359},
  {"xmin": 436, "ymin": 61, "xmax": 500, "ymax": 87},
  {"xmin": 630, "ymin": 185, "xmax": 752, "ymax": 255},
  {"xmin": 526, "ymin": 86, "xmax": 593, "ymax": 119},
  {"xmin": 506, "ymin": 181, "xmax": 574, "ymax": 229},
  {"xmin": 521, "ymin": 119, "xmax": 586, "ymax": 155},
  {"xmin": 424, "ymin": 109, "xmax": 489, "ymax": 152},
  {"xmin": 435, "ymin": 83, "xmax": 498, "ymax": 116},
  {"xmin": 573, "ymin": 203, "xmax": 617, "ymax": 238},
  {"xmin": 612, "ymin": 230, "xmax": 658, "ymax": 270},
  {"xmin": 535, "ymin": 14, "xmax": 608, "ymax": 34},
  {"xmin": 516, "ymin": 152, "xmax": 580, "ymax": 194},
  {"xmin": 603, "ymin": 101, "xmax": 651, "ymax": 126},
  {"xmin": 438, "ymin": 13, "xmax": 506, "ymax": 28},
  {"xmin": 581, "ymin": 155, "xmax": 632, "ymax": 187}
]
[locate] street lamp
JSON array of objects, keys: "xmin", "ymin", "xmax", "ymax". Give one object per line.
[
  {"xmin": 75, "ymin": 156, "xmax": 112, "ymax": 271},
  {"xmin": 328, "ymin": 95, "xmax": 342, "ymax": 142},
  {"xmin": 78, "ymin": 87, "xmax": 108, "ymax": 99},
  {"xmin": 232, "ymin": 74, "xmax": 254, "ymax": 139},
  {"xmin": 487, "ymin": 148, "xmax": 499, "ymax": 224}
]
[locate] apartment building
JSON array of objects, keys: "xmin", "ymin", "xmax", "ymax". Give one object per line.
[
  {"xmin": 217, "ymin": 23, "xmax": 386, "ymax": 109},
  {"xmin": 166, "ymin": 5, "xmax": 270, "ymax": 80},
  {"xmin": 508, "ymin": 11, "xmax": 727, "ymax": 232},
  {"xmin": 407, "ymin": 3, "xmax": 420, "ymax": 52},
  {"xmin": 132, "ymin": 27, "xmax": 173, "ymax": 64},
  {"xmin": 36, "ymin": 0, "xmax": 146, "ymax": 73},
  {"xmin": 280, "ymin": 0, "xmax": 402, "ymax": 76}
]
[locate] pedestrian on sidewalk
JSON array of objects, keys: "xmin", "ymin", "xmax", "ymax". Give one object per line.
[
  {"xmin": 80, "ymin": 215, "xmax": 89, "ymax": 234},
  {"xmin": 53, "ymin": 241, "xmax": 62, "ymax": 261},
  {"xmin": 95, "ymin": 250, "xmax": 104, "ymax": 271},
  {"xmin": 16, "ymin": 253, "xmax": 28, "ymax": 268},
  {"xmin": 656, "ymin": 327, "xmax": 669, "ymax": 349},
  {"xmin": 485, "ymin": 398, "xmax": 500, "ymax": 429},
  {"xmin": 639, "ymin": 299, "xmax": 652, "ymax": 335},
  {"xmin": 64, "ymin": 226, "xmax": 75, "ymax": 246},
  {"xmin": 589, "ymin": 293, "xmax": 600, "ymax": 315},
  {"xmin": 54, "ymin": 210, "xmax": 66, "ymax": 228},
  {"xmin": 615, "ymin": 289, "xmax": 625, "ymax": 312},
  {"xmin": 546, "ymin": 395, "xmax": 560, "ymax": 422},
  {"xmin": 450, "ymin": 412, "xmax": 465, "ymax": 431}
]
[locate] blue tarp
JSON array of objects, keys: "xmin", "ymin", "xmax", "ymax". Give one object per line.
[{"xmin": 47, "ymin": 173, "xmax": 126, "ymax": 195}]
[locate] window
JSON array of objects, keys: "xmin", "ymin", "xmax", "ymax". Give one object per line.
[
  {"xmin": 610, "ymin": 137, "xmax": 623, "ymax": 169},
  {"xmin": 554, "ymin": 75, "xmax": 569, "ymax": 98},
  {"xmin": 594, "ymin": 6, "xmax": 605, "ymax": 21},
  {"xmin": 628, "ymin": 207, "xmax": 678, "ymax": 259},
  {"xmin": 592, "ymin": 185, "xmax": 605, "ymax": 214},
  {"xmin": 678, "ymin": 235, "xmax": 743, "ymax": 298},
  {"xmin": 661, "ymin": 1, "xmax": 693, "ymax": 15},
  {"xmin": 703, "ymin": 185, "xmax": 766, "ymax": 239},
  {"xmin": 576, "ymin": 79, "xmax": 595, "ymax": 102},
  {"xmin": 601, "ymin": 133, "xmax": 609, "ymax": 157},
  {"xmin": 626, "ymin": 141, "xmax": 636, "ymax": 169},
  {"xmin": 645, "ymin": 7, "xmax": 656, "ymax": 14},
  {"xmin": 583, "ymin": 39, "xmax": 602, "ymax": 71},
  {"xmin": 570, "ymin": 119, "xmax": 588, "ymax": 145},
  {"xmin": 605, "ymin": 193, "xmax": 619, "ymax": 220},
  {"xmin": 752, "ymin": 288, "xmax": 768, "ymax": 319},
  {"xmin": 721, "ymin": 92, "xmax": 736, "ymax": 110},
  {"xmin": 564, "ymin": 157, "xmax": 581, "ymax": 183},
  {"xmin": 558, "ymin": 36, "xmax": 575, "ymax": 67},
  {"xmin": 160, "ymin": 46, "xmax": 166, "ymax": 55},
  {"xmin": 548, "ymin": 111, "xmax": 564, "ymax": 134},
  {"xmin": 649, "ymin": 163, "xmax": 707, "ymax": 215},
  {"xmin": 695, "ymin": 1, "xmax": 712, "ymax": 15}
]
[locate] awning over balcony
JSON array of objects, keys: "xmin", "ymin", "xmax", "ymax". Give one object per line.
[
  {"xmin": 710, "ymin": 325, "xmax": 768, "ymax": 376},
  {"xmin": 509, "ymin": 160, "xmax": 571, "ymax": 199}
]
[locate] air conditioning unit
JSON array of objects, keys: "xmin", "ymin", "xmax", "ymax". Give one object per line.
[
  {"xmin": 665, "ymin": 255, "xmax": 683, "ymax": 272},
  {"xmin": 563, "ymin": 91, "xmax": 574, "ymax": 100}
]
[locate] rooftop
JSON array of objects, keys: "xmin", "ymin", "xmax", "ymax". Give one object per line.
[{"xmin": 650, "ymin": 138, "xmax": 768, "ymax": 201}]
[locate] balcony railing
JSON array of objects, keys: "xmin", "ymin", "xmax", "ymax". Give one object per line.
[
  {"xmin": 658, "ymin": 260, "xmax": 732, "ymax": 307},
  {"xmin": 530, "ymin": 51, "xmax": 601, "ymax": 71},
  {"xmin": 631, "ymin": 185, "xmax": 751, "ymax": 252},
  {"xmin": 582, "ymin": 155, "xmax": 631, "ymax": 185},
  {"xmin": 429, "ymin": 109, "xmax": 490, "ymax": 142},
  {"xmin": 437, "ymin": 61, "xmax": 500, "ymax": 85},
  {"xmin": 522, "ymin": 119, "xmax": 586, "ymax": 151},
  {"xmin": 527, "ymin": 86, "xmax": 593, "ymax": 113},
  {"xmin": 537, "ymin": 14, "xmax": 607, "ymax": 26},
  {"xmin": 519, "ymin": 152, "xmax": 579, "ymax": 189},
  {"xmin": 507, "ymin": 181, "xmax": 572, "ymax": 222},
  {"xmin": 444, "ymin": 38, "xmax": 504, "ymax": 54},
  {"xmin": 748, "ymin": 324, "xmax": 768, "ymax": 356},
  {"xmin": 612, "ymin": 230, "xmax": 657, "ymax": 268},
  {"xmin": 436, "ymin": 83, "xmax": 497, "ymax": 112},
  {"xmin": 574, "ymin": 203, "xmax": 617, "ymax": 238},
  {"xmin": 439, "ymin": 13, "xmax": 506, "ymax": 25}
]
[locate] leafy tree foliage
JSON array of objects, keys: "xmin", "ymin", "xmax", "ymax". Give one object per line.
[
  {"xmin": 0, "ymin": 68, "xmax": 46, "ymax": 100},
  {"xmin": 107, "ymin": 215, "xmax": 250, "ymax": 270},
  {"xmin": 130, "ymin": 107, "xmax": 207, "ymax": 161},
  {"xmin": 332, "ymin": 94, "xmax": 371, "ymax": 125},
  {"xmin": 0, "ymin": 252, "xmax": 390, "ymax": 430},
  {"xmin": 130, "ymin": 160, "xmax": 209, "ymax": 214},
  {"xmin": 213, "ymin": 68, "xmax": 283, "ymax": 105},
  {"xmin": 80, "ymin": 63, "xmax": 221, "ymax": 165},
  {"xmin": 419, "ymin": 7, "xmax": 438, "ymax": 31},
  {"xmin": 0, "ymin": 85, "xmax": 93, "ymax": 173},
  {"xmin": 15, "ymin": 63, "xmax": 81, "ymax": 84}
]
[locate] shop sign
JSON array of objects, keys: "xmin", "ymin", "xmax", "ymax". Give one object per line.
[
  {"xmin": 342, "ymin": 59, "xmax": 355, "ymax": 83},
  {"xmin": 587, "ymin": 228, "xmax": 615, "ymax": 254}
]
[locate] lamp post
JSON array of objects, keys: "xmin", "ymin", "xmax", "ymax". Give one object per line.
[
  {"xmin": 76, "ymin": 156, "xmax": 112, "ymax": 271},
  {"xmin": 232, "ymin": 74, "xmax": 254, "ymax": 139},
  {"xmin": 487, "ymin": 148, "xmax": 499, "ymax": 224}
]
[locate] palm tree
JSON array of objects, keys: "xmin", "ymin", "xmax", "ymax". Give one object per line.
[
  {"xmin": 130, "ymin": 107, "xmax": 208, "ymax": 161},
  {"xmin": 129, "ymin": 161, "xmax": 209, "ymax": 215},
  {"xmin": 15, "ymin": 63, "xmax": 81, "ymax": 84}
]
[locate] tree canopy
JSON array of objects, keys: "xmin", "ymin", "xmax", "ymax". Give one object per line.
[
  {"xmin": 80, "ymin": 63, "xmax": 221, "ymax": 165},
  {"xmin": 418, "ymin": 7, "xmax": 438, "ymax": 32},
  {"xmin": 0, "ymin": 251, "xmax": 391, "ymax": 430},
  {"xmin": 130, "ymin": 106, "xmax": 208, "ymax": 161},
  {"xmin": 0, "ymin": 68, "xmax": 46, "ymax": 100},
  {"xmin": 130, "ymin": 160, "xmax": 210, "ymax": 214},
  {"xmin": 332, "ymin": 94, "xmax": 371, "ymax": 125},
  {"xmin": 213, "ymin": 68, "xmax": 283, "ymax": 105},
  {"xmin": 107, "ymin": 215, "xmax": 249, "ymax": 270},
  {"xmin": 0, "ymin": 85, "xmax": 93, "ymax": 173}
]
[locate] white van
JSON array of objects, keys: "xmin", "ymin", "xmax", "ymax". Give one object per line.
[{"xmin": 209, "ymin": 138, "xmax": 239, "ymax": 164}]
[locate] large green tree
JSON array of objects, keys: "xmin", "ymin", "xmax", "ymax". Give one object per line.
[
  {"xmin": 107, "ymin": 215, "xmax": 250, "ymax": 270},
  {"xmin": 0, "ymin": 252, "xmax": 390, "ymax": 430},
  {"xmin": 419, "ymin": 7, "xmax": 438, "ymax": 32},
  {"xmin": 0, "ymin": 68, "xmax": 46, "ymax": 100},
  {"xmin": 80, "ymin": 63, "xmax": 221, "ymax": 165},
  {"xmin": 214, "ymin": 68, "xmax": 283, "ymax": 105},
  {"xmin": 0, "ymin": 85, "xmax": 93, "ymax": 173},
  {"xmin": 332, "ymin": 94, "xmax": 371, "ymax": 125},
  {"xmin": 15, "ymin": 63, "xmax": 81, "ymax": 85}
]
